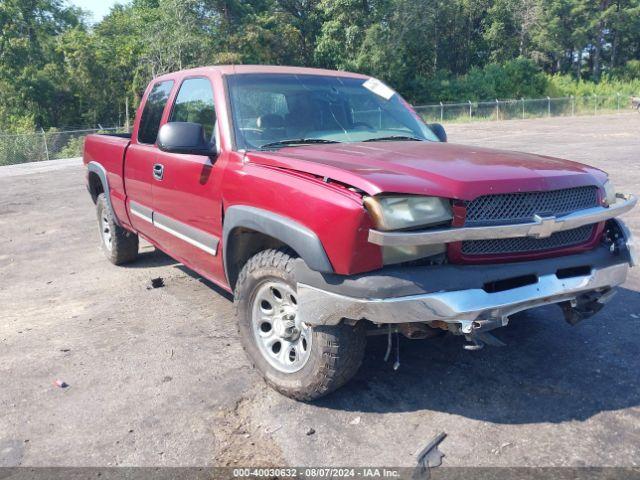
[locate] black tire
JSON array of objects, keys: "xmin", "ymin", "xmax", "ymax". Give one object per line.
[
  {"xmin": 96, "ymin": 193, "xmax": 139, "ymax": 265},
  {"xmin": 235, "ymin": 248, "xmax": 366, "ymax": 401}
]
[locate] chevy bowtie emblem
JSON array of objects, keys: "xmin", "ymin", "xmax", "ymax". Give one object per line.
[{"xmin": 530, "ymin": 214, "xmax": 561, "ymax": 238}]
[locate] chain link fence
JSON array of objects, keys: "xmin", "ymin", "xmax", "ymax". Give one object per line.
[
  {"xmin": 0, "ymin": 127, "xmax": 128, "ymax": 166},
  {"xmin": 414, "ymin": 94, "xmax": 637, "ymax": 123},
  {"xmin": 0, "ymin": 94, "xmax": 638, "ymax": 166}
]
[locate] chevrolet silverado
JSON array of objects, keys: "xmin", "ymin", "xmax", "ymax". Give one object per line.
[{"xmin": 83, "ymin": 65, "xmax": 636, "ymax": 400}]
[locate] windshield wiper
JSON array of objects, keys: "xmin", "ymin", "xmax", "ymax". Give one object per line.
[
  {"xmin": 363, "ymin": 135, "xmax": 424, "ymax": 142},
  {"xmin": 259, "ymin": 138, "xmax": 341, "ymax": 149}
]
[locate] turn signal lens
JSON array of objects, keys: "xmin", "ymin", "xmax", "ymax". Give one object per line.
[{"xmin": 603, "ymin": 180, "xmax": 617, "ymax": 207}]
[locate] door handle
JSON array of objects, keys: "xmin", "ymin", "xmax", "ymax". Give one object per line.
[{"xmin": 153, "ymin": 163, "xmax": 164, "ymax": 181}]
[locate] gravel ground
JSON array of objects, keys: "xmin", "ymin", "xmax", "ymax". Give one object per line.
[{"xmin": 1, "ymin": 113, "xmax": 639, "ymax": 468}]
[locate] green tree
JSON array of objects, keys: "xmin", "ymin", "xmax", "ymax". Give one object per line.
[
  {"xmin": 0, "ymin": 0, "xmax": 83, "ymax": 130},
  {"xmin": 2, "ymin": 0, "xmax": 640, "ymax": 133}
]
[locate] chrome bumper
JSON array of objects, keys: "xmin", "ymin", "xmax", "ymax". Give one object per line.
[
  {"xmin": 297, "ymin": 262, "xmax": 630, "ymax": 328},
  {"xmin": 368, "ymin": 193, "xmax": 636, "ymax": 247}
]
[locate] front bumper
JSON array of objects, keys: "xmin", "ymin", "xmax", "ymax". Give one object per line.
[
  {"xmin": 298, "ymin": 262, "xmax": 628, "ymax": 330},
  {"xmin": 297, "ymin": 221, "xmax": 635, "ymax": 328}
]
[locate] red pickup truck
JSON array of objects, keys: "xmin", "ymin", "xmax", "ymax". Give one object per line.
[{"xmin": 84, "ymin": 65, "xmax": 636, "ymax": 400}]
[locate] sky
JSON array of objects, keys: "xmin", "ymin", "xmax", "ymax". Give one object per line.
[{"xmin": 69, "ymin": 0, "xmax": 123, "ymax": 23}]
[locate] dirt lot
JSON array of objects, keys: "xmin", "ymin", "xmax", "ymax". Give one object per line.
[{"xmin": 1, "ymin": 114, "xmax": 639, "ymax": 468}]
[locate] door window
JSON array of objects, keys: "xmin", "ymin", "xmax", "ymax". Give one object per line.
[
  {"xmin": 169, "ymin": 77, "xmax": 217, "ymax": 140},
  {"xmin": 138, "ymin": 80, "xmax": 174, "ymax": 145}
]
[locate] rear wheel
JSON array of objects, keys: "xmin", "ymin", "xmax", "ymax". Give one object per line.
[
  {"xmin": 235, "ymin": 249, "xmax": 366, "ymax": 401},
  {"xmin": 96, "ymin": 193, "xmax": 139, "ymax": 265}
]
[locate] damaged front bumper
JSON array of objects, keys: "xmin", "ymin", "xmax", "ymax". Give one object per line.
[
  {"xmin": 298, "ymin": 262, "xmax": 628, "ymax": 331},
  {"xmin": 297, "ymin": 220, "xmax": 635, "ymax": 332}
]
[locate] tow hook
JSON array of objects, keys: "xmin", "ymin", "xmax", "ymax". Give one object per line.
[
  {"xmin": 463, "ymin": 336, "xmax": 485, "ymax": 351},
  {"xmin": 560, "ymin": 289, "xmax": 616, "ymax": 326},
  {"xmin": 463, "ymin": 319, "xmax": 506, "ymax": 350},
  {"xmin": 464, "ymin": 332, "xmax": 506, "ymax": 350}
]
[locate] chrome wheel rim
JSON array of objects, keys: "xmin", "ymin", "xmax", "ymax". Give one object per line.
[
  {"xmin": 251, "ymin": 281, "xmax": 312, "ymax": 373},
  {"xmin": 101, "ymin": 212, "xmax": 112, "ymax": 251}
]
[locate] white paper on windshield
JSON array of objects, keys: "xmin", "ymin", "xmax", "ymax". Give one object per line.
[{"xmin": 362, "ymin": 78, "xmax": 395, "ymax": 100}]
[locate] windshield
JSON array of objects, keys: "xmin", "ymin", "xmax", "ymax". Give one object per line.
[{"xmin": 226, "ymin": 73, "xmax": 438, "ymax": 150}]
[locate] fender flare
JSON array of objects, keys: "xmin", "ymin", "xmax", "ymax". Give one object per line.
[
  {"xmin": 222, "ymin": 205, "xmax": 334, "ymax": 281},
  {"xmin": 87, "ymin": 161, "xmax": 121, "ymax": 226}
]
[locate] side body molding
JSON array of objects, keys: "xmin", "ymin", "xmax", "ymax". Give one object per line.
[
  {"xmin": 223, "ymin": 205, "xmax": 334, "ymax": 277},
  {"xmin": 129, "ymin": 200, "xmax": 219, "ymax": 256},
  {"xmin": 87, "ymin": 161, "xmax": 120, "ymax": 226}
]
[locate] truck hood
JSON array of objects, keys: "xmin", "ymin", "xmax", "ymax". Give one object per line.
[{"xmin": 246, "ymin": 141, "xmax": 606, "ymax": 200}]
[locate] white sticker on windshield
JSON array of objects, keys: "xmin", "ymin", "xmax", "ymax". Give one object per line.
[{"xmin": 362, "ymin": 78, "xmax": 395, "ymax": 100}]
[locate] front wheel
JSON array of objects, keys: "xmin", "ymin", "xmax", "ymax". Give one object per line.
[{"xmin": 235, "ymin": 249, "xmax": 366, "ymax": 401}]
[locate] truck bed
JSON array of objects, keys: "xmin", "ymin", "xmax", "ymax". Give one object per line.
[
  {"xmin": 83, "ymin": 133, "xmax": 130, "ymax": 172},
  {"xmin": 101, "ymin": 132, "xmax": 132, "ymax": 139},
  {"xmin": 83, "ymin": 133, "xmax": 132, "ymax": 225}
]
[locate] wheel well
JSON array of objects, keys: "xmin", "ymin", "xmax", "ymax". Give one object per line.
[
  {"xmin": 88, "ymin": 171, "xmax": 104, "ymax": 203},
  {"xmin": 226, "ymin": 228, "xmax": 294, "ymax": 290}
]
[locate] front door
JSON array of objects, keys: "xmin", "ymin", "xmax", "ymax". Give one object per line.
[
  {"xmin": 125, "ymin": 79, "xmax": 174, "ymax": 238},
  {"xmin": 151, "ymin": 76, "xmax": 226, "ymax": 282}
]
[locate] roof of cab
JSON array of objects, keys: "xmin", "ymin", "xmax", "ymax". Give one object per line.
[{"xmin": 153, "ymin": 64, "xmax": 370, "ymax": 81}]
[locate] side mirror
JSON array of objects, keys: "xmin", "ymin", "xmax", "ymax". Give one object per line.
[
  {"xmin": 157, "ymin": 122, "xmax": 216, "ymax": 156},
  {"xmin": 429, "ymin": 123, "xmax": 447, "ymax": 142}
]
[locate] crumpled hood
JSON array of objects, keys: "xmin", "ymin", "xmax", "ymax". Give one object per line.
[{"xmin": 246, "ymin": 141, "xmax": 606, "ymax": 200}]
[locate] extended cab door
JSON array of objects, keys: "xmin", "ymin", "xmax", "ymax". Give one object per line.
[
  {"xmin": 151, "ymin": 76, "xmax": 226, "ymax": 282},
  {"xmin": 124, "ymin": 79, "xmax": 174, "ymax": 237}
]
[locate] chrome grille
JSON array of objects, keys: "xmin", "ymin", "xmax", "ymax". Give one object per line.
[
  {"xmin": 461, "ymin": 225, "xmax": 595, "ymax": 256},
  {"xmin": 464, "ymin": 186, "xmax": 599, "ymax": 226}
]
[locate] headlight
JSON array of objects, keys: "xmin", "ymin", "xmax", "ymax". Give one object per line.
[
  {"xmin": 603, "ymin": 180, "xmax": 617, "ymax": 207},
  {"xmin": 364, "ymin": 195, "xmax": 453, "ymax": 265},
  {"xmin": 363, "ymin": 195, "xmax": 453, "ymax": 231}
]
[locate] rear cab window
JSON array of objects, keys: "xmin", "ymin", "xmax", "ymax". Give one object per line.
[{"xmin": 138, "ymin": 80, "xmax": 174, "ymax": 144}]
